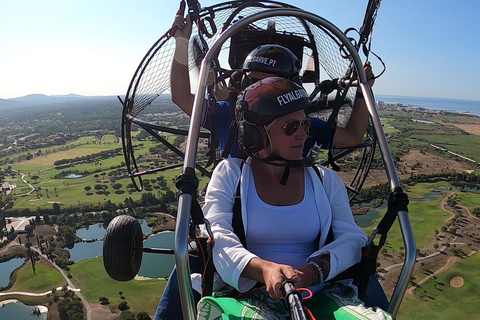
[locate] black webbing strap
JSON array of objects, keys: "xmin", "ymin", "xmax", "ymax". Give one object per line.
[
  {"xmin": 357, "ymin": 242, "xmax": 380, "ymax": 299},
  {"xmin": 355, "ymin": 187, "xmax": 409, "ymax": 299},
  {"xmin": 232, "ymin": 162, "xmax": 247, "ymax": 248},
  {"xmin": 202, "ymin": 237, "xmax": 215, "ymax": 297},
  {"xmin": 377, "ymin": 187, "xmax": 409, "ymax": 238},
  {"xmin": 221, "ymin": 122, "xmax": 237, "ymax": 159}
]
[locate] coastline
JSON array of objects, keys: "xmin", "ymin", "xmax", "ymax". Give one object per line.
[{"xmin": 376, "ymin": 94, "xmax": 480, "ymax": 116}]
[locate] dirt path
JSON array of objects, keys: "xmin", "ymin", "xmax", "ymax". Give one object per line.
[
  {"xmin": 30, "ymin": 247, "xmax": 92, "ymax": 320},
  {"xmin": 401, "ymin": 192, "xmax": 478, "ymax": 295},
  {"xmin": 441, "ymin": 192, "xmax": 456, "ymax": 222},
  {"xmin": 406, "ymin": 251, "xmax": 477, "ymax": 294}
]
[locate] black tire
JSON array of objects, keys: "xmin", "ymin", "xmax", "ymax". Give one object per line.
[{"xmin": 103, "ymin": 215, "xmax": 143, "ymax": 281}]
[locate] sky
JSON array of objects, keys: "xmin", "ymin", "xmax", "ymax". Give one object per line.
[{"xmin": 2, "ymin": 0, "xmax": 480, "ymax": 101}]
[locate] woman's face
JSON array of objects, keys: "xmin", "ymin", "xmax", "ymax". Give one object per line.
[{"xmin": 265, "ymin": 110, "xmax": 308, "ymax": 160}]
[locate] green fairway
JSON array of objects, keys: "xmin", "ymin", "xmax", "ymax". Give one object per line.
[
  {"xmin": 70, "ymin": 257, "xmax": 166, "ymax": 315},
  {"xmin": 4, "ymin": 261, "xmax": 66, "ymax": 294},
  {"xmin": 364, "ymin": 182, "xmax": 451, "ymax": 252},
  {"xmin": 2, "ymin": 133, "xmax": 211, "ymax": 210},
  {"xmin": 397, "ymin": 253, "xmax": 480, "ymax": 319}
]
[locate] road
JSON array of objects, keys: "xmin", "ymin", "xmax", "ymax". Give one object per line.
[
  {"xmin": 31, "ymin": 246, "xmax": 92, "ymax": 320},
  {"xmin": 0, "ymin": 242, "xmax": 92, "ymax": 320}
]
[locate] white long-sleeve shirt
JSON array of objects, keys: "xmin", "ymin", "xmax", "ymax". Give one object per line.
[{"xmin": 203, "ymin": 157, "xmax": 367, "ymax": 292}]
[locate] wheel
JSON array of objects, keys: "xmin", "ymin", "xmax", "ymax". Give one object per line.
[{"xmin": 103, "ymin": 215, "xmax": 143, "ymax": 281}]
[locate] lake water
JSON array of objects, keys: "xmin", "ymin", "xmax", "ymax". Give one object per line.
[
  {"xmin": 0, "ymin": 258, "xmax": 24, "ymax": 287},
  {"xmin": 0, "ymin": 301, "xmax": 47, "ymax": 320},
  {"xmin": 76, "ymin": 219, "xmax": 152, "ymax": 240},
  {"xmin": 68, "ymin": 219, "xmax": 175, "ymax": 278},
  {"xmin": 354, "ymin": 200, "xmax": 387, "ymax": 228}
]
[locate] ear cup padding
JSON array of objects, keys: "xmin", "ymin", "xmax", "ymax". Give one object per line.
[
  {"xmin": 237, "ymin": 120, "xmax": 268, "ymax": 154},
  {"xmin": 236, "ymin": 98, "xmax": 269, "ymax": 154}
]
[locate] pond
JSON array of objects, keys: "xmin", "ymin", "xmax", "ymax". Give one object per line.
[
  {"xmin": 76, "ymin": 219, "xmax": 152, "ymax": 240},
  {"xmin": 0, "ymin": 258, "xmax": 24, "ymax": 288},
  {"xmin": 138, "ymin": 232, "xmax": 175, "ymax": 278},
  {"xmin": 68, "ymin": 220, "xmax": 175, "ymax": 278},
  {"xmin": 412, "ymin": 119, "xmax": 435, "ymax": 124},
  {"xmin": 65, "ymin": 174, "xmax": 83, "ymax": 179},
  {"xmin": 354, "ymin": 200, "xmax": 387, "ymax": 228},
  {"xmin": 0, "ymin": 300, "xmax": 47, "ymax": 320}
]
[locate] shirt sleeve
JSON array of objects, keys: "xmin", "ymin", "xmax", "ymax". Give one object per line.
[
  {"xmin": 203, "ymin": 159, "xmax": 258, "ymax": 292},
  {"xmin": 203, "ymin": 101, "xmax": 234, "ymax": 151},
  {"xmin": 307, "ymin": 166, "xmax": 367, "ymax": 280},
  {"xmin": 303, "ymin": 117, "xmax": 337, "ymax": 156}
]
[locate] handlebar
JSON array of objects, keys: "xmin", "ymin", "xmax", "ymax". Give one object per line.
[{"xmin": 282, "ymin": 280, "xmax": 309, "ymax": 320}]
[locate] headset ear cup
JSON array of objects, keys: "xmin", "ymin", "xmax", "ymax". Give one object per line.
[
  {"xmin": 238, "ymin": 120, "xmax": 268, "ymax": 154},
  {"xmin": 236, "ymin": 98, "xmax": 268, "ymax": 154}
]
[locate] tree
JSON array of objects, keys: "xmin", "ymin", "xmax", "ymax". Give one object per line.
[
  {"xmin": 54, "ymin": 186, "xmax": 58, "ymax": 197},
  {"xmin": 119, "ymin": 310, "xmax": 134, "ymax": 320},
  {"xmin": 136, "ymin": 311, "xmax": 152, "ymax": 320},
  {"xmin": 31, "ymin": 175, "xmax": 39, "ymax": 183},
  {"xmin": 118, "ymin": 301, "xmax": 129, "ymax": 311},
  {"xmin": 84, "ymin": 186, "xmax": 92, "ymax": 194},
  {"xmin": 99, "ymin": 297, "xmax": 110, "ymax": 305},
  {"xmin": 52, "ymin": 203, "xmax": 61, "ymax": 214}
]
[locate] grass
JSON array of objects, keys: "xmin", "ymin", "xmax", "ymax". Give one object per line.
[
  {"xmin": 456, "ymin": 191, "xmax": 480, "ymax": 213},
  {"xmin": 364, "ymin": 182, "xmax": 451, "ymax": 252},
  {"xmin": 4, "ymin": 260, "xmax": 66, "ymax": 294},
  {"xmin": 2, "ymin": 133, "xmax": 212, "ymax": 210},
  {"xmin": 397, "ymin": 253, "xmax": 480, "ymax": 319},
  {"xmin": 69, "ymin": 257, "xmax": 166, "ymax": 315}
]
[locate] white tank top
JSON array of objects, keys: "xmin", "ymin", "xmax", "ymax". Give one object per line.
[{"xmin": 245, "ymin": 170, "xmax": 320, "ymax": 268}]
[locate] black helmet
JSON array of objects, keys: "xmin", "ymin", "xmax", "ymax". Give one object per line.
[
  {"xmin": 236, "ymin": 77, "xmax": 310, "ymax": 154},
  {"xmin": 243, "ymin": 44, "xmax": 301, "ymax": 78}
]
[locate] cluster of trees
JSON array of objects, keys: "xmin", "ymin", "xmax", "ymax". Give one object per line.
[
  {"xmin": 57, "ymin": 297, "xmax": 84, "ymax": 320},
  {"xmin": 99, "ymin": 291, "xmax": 152, "ymax": 319},
  {"xmin": 53, "ymin": 148, "xmax": 122, "ymax": 167}
]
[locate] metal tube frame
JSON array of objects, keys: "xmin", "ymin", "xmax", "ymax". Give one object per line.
[{"xmin": 176, "ymin": 8, "xmax": 416, "ymax": 320}]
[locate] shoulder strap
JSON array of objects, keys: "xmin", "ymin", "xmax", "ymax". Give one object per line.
[
  {"xmin": 312, "ymin": 165, "xmax": 324, "ymax": 185},
  {"xmin": 232, "ymin": 162, "xmax": 247, "ymax": 248},
  {"xmin": 311, "ymin": 166, "xmax": 335, "ymax": 245}
]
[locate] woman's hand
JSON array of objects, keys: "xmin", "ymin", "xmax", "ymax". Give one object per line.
[
  {"xmin": 242, "ymin": 258, "xmax": 298, "ymax": 301},
  {"xmin": 292, "ymin": 265, "xmax": 316, "ymax": 288}
]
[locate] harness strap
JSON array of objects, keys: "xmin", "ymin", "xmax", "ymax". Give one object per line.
[{"xmin": 232, "ymin": 162, "xmax": 247, "ymax": 247}]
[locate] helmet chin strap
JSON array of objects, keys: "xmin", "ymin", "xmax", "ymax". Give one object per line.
[{"xmin": 249, "ymin": 153, "xmax": 315, "ymax": 185}]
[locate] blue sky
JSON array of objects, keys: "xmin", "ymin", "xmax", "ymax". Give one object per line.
[{"xmin": 2, "ymin": 0, "xmax": 480, "ymax": 101}]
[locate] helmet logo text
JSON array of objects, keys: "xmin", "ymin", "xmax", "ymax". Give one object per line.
[
  {"xmin": 276, "ymin": 89, "xmax": 308, "ymax": 106},
  {"xmin": 250, "ymin": 56, "xmax": 277, "ymax": 67}
]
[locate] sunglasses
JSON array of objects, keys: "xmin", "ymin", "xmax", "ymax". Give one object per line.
[{"xmin": 280, "ymin": 118, "xmax": 311, "ymax": 136}]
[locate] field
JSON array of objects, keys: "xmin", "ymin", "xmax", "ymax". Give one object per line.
[
  {"xmin": 397, "ymin": 253, "xmax": 480, "ymax": 319},
  {"xmin": 70, "ymin": 257, "xmax": 166, "ymax": 316},
  {"xmin": 1, "ymin": 134, "xmax": 210, "ymax": 210},
  {"xmin": 1, "ymin": 107, "xmax": 480, "ymax": 319}
]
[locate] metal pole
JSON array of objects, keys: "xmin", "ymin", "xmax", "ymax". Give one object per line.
[{"xmin": 176, "ymin": 8, "xmax": 416, "ymax": 319}]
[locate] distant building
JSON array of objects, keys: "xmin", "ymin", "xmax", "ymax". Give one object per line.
[{"xmin": 1, "ymin": 182, "xmax": 11, "ymax": 192}]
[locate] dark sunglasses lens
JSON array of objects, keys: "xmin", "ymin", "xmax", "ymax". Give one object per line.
[
  {"xmin": 284, "ymin": 119, "xmax": 310, "ymax": 136},
  {"xmin": 285, "ymin": 121, "xmax": 301, "ymax": 136},
  {"xmin": 302, "ymin": 119, "xmax": 311, "ymax": 132}
]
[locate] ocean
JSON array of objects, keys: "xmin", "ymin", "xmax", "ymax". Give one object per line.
[{"xmin": 375, "ymin": 95, "xmax": 480, "ymax": 116}]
